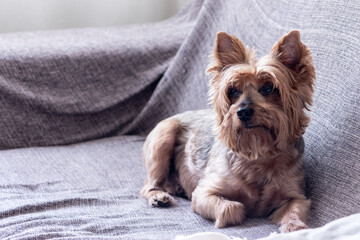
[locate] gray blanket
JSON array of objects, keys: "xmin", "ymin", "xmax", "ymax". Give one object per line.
[{"xmin": 0, "ymin": 0, "xmax": 359, "ymax": 239}]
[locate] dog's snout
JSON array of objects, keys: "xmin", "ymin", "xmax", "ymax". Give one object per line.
[{"xmin": 237, "ymin": 107, "xmax": 254, "ymax": 121}]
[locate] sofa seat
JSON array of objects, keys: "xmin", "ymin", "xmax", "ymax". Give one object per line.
[{"xmin": 0, "ymin": 135, "xmax": 278, "ymax": 239}]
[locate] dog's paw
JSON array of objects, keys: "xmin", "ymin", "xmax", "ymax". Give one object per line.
[
  {"xmin": 215, "ymin": 201, "xmax": 245, "ymax": 228},
  {"xmin": 280, "ymin": 219, "xmax": 308, "ymax": 233},
  {"xmin": 149, "ymin": 192, "xmax": 174, "ymax": 207}
]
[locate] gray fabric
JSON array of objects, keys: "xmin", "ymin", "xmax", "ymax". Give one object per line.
[
  {"xmin": 0, "ymin": 2, "xmax": 199, "ymax": 149},
  {"xmin": 0, "ymin": 0, "xmax": 359, "ymax": 239},
  {"xmin": 0, "ymin": 136, "xmax": 277, "ymax": 239}
]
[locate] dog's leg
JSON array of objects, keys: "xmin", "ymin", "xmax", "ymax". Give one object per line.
[
  {"xmin": 191, "ymin": 186, "xmax": 245, "ymax": 228},
  {"xmin": 270, "ymin": 198, "xmax": 311, "ymax": 233},
  {"xmin": 140, "ymin": 118, "xmax": 179, "ymax": 207}
]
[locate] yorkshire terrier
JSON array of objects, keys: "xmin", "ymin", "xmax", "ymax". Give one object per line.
[{"xmin": 140, "ymin": 30, "xmax": 315, "ymax": 233}]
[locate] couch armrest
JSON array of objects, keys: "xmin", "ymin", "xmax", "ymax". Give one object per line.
[{"xmin": 0, "ymin": 19, "xmax": 191, "ymax": 149}]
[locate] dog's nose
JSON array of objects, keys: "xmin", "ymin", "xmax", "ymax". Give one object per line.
[{"xmin": 237, "ymin": 107, "xmax": 254, "ymax": 121}]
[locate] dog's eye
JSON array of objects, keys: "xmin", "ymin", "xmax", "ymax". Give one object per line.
[
  {"xmin": 228, "ymin": 87, "xmax": 242, "ymax": 99},
  {"xmin": 259, "ymin": 82, "xmax": 275, "ymax": 96}
]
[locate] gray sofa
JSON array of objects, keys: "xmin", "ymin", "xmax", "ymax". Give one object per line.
[{"xmin": 0, "ymin": 0, "xmax": 359, "ymax": 239}]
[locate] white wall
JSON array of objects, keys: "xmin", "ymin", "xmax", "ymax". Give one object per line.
[{"xmin": 0, "ymin": 0, "xmax": 188, "ymax": 33}]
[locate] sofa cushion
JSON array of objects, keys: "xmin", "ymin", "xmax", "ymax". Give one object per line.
[{"xmin": 0, "ymin": 136, "xmax": 278, "ymax": 239}]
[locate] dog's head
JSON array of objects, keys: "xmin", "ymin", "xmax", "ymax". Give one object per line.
[{"xmin": 207, "ymin": 30, "xmax": 315, "ymax": 160}]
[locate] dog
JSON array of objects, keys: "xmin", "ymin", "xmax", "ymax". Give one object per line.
[{"xmin": 140, "ymin": 30, "xmax": 315, "ymax": 233}]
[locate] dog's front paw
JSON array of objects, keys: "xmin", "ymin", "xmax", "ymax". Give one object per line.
[
  {"xmin": 215, "ymin": 201, "xmax": 245, "ymax": 228},
  {"xmin": 149, "ymin": 192, "xmax": 174, "ymax": 207},
  {"xmin": 280, "ymin": 219, "xmax": 308, "ymax": 233}
]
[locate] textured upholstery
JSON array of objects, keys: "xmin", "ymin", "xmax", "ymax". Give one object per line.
[
  {"xmin": 0, "ymin": 0, "xmax": 359, "ymax": 239},
  {"xmin": 0, "ymin": 136, "xmax": 277, "ymax": 239}
]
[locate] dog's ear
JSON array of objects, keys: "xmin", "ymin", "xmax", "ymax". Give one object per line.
[
  {"xmin": 271, "ymin": 30, "xmax": 315, "ymax": 88},
  {"xmin": 214, "ymin": 32, "xmax": 248, "ymax": 68},
  {"xmin": 271, "ymin": 30, "xmax": 303, "ymax": 69},
  {"xmin": 272, "ymin": 30, "xmax": 315, "ymax": 142}
]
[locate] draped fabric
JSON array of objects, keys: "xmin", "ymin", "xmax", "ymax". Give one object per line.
[{"xmin": 0, "ymin": 0, "xmax": 359, "ymax": 239}]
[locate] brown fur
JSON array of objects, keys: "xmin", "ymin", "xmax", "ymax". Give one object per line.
[{"xmin": 140, "ymin": 30, "xmax": 315, "ymax": 233}]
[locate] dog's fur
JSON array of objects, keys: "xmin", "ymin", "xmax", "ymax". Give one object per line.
[{"xmin": 140, "ymin": 30, "xmax": 315, "ymax": 233}]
